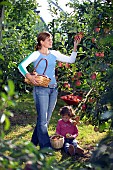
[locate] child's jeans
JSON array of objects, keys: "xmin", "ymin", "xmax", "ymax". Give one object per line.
[{"xmin": 63, "ymin": 138, "xmax": 78, "ymax": 153}]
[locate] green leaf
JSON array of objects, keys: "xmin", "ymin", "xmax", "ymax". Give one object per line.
[
  {"xmin": 7, "ymin": 80, "xmax": 15, "ymax": 96},
  {"xmin": 0, "ymin": 54, "xmax": 4, "ymax": 60},
  {"xmin": 4, "ymin": 117, "xmax": 10, "ymax": 131},
  {"xmin": 1, "ymin": 92, "xmax": 8, "ymax": 101}
]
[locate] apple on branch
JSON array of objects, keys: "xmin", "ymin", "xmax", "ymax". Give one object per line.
[
  {"xmin": 94, "ymin": 27, "xmax": 100, "ymax": 32},
  {"xmin": 99, "ymin": 52, "xmax": 104, "ymax": 57},
  {"xmin": 75, "ymin": 80, "xmax": 81, "ymax": 86},
  {"xmin": 92, "ymin": 38, "xmax": 96, "ymax": 43},
  {"xmin": 65, "ymin": 63, "xmax": 70, "ymax": 68},
  {"xmin": 63, "ymin": 82, "xmax": 70, "ymax": 88},
  {"xmin": 95, "ymin": 52, "xmax": 104, "ymax": 57},
  {"xmin": 82, "ymin": 104, "xmax": 87, "ymax": 111},
  {"xmin": 74, "ymin": 31, "xmax": 84, "ymax": 41},
  {"xmin": 95, "ymin": 52, "xmax": 100, "ymax": 57},
  {"xmin": 78, "ymin": 31, "xmax": 84, "ymax": 38},
  {"xmin": 90, "ymin": 73, "xmax": 96, "ymax": 80},
  {"xmin": 77, "ymin": 71, "xmax": 82, "ymax": 78},
  {"xmin": 89, "ymin": 98, "xmax": 95, "ymax": 103},
  {"xmin": 58, "ymin": 62, "xmax": 63, "ymax": 67},
  {"xmin": 74, "ymin": 35, "xmax": 80, "ymax": 41}
]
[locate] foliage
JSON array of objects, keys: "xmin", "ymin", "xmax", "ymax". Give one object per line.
[
  {"xmin": 0, "ymin": 0, "xmax": 45, "ymax": 92},
  {"xmin": 0, "ymin": 138, "xmax": 67, "ymax": 170},
  {"xmin": 0, "ymin": 54, "xmax": 15, "ymax": 137},
  {"xmin": 47, "ymin": 1, "xmax": 113, "ymax": 169},
  {"xmin": 48, "ymin": 0, "xmax": 113, "ymax": 133},
  {"xmin": 90, "ymin": 132, "xmax": 113, "ymax": 170}
]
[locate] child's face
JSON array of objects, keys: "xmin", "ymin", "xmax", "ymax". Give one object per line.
[{"xmin": 62, "ymin": 114, "xmax": 70, "ymax": 122}]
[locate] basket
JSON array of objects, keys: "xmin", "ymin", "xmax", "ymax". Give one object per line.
[
  {"xmin": 61, "ymin": 94, "xmax": 82, "ymax": 105},
  {"xmin": 50, "ymin": 135, "xmax": 64, "ymax": 149},
  {"xmin": 24, "ymin": 58, "xmax": 51, "ymax": 87}
]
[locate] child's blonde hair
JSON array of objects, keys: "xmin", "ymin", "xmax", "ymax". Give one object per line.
[{"xmin": 59, "ymin": 106, "xmax": 75, "ymax": 118}]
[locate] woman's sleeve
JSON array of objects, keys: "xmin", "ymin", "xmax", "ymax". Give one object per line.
[
  {"xmin": 18, "ymin": 51, "xmax": 39, "ymax": 77},
  {"xmin": 51, "ymin": 50, "xmax": 77, "ymax": 63}
]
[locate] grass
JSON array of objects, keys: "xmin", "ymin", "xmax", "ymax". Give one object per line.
[{"xmin": 4, "ymin": 92, "xmax": 108, "ymax": 169}]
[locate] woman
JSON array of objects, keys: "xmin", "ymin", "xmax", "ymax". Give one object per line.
[{"xmin": 18, "ymin": 31, "xmax": 81, "ymax": 149}]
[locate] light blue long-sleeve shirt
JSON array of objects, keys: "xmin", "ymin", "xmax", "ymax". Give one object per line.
[{"xmin": 18, "ymin": 50, "xmax": 77, "ymax": 85}]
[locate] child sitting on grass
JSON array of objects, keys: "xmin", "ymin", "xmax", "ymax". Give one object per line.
[{"xmin": 55, "ymin": 105, "xmax": 84, "ymax": 156}]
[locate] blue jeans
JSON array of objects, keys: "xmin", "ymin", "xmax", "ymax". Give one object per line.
[
  {"xmin": 31, "ymin": 86, "xmax": 58, "ymax": 149},
  {"xmin": 63, "ymin": 138, "xmax": 78, "ymax": 153}
]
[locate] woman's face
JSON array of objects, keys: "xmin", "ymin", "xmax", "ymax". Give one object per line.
[
  {"xmin": 62, "ymin": 114, "xmax": 70, "ymax": 122},
  {"xmin": 41, "ymin": 36, "xmax": 53, "ymax": 48}
]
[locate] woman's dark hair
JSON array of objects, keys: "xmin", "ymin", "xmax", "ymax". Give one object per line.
[
  {"xmin": 59, "ymin": 106, "xmax": 75, "ymax": 118},
  {"xmin": 35, "ymin": 31, "xmax": 51, "ymax": 51}
]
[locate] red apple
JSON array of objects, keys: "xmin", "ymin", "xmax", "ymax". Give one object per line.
[
  {"xmin": 89, "ymin": 98, "xmax": 94, "ymax": 103},
  {"xmin": 65, "ymin": 63, "xmax": 70, "ymax": 68},
  {"xmin": 99, "ymin": 52, "xmax": 104, "ymax": 57},
  {"xmin": 82, "ymin": 104, "xmax": 87, "ymax": 111},
  {"xmin": 78, "ymin": 31, "xmax": 84, "ymax": 38},
  {"xmin": 91, "ymin": 73, "xmax": 96, "ymax": 80},
  {"xmin": 95, "ymin": 27, "xmax": 100, "ymax": 32},
  {"xmin": 77, "ymin": 71, "xmax": 82, "ymax": 78},
  {"xmin": 74, "ymin": 32, "xmax": 84, "ymax": 40},
  {"xmin": 63, "ymin": 96, "xmax": 68, "ymax": 100},
  {"xmin": 67, "ymin": 95, "xmax": 72, "ymax": 99},
  {"xmin": 74, "ymin": 35, "xmax": 80, "ymax": 41},
  {"xmin": 75, "ymin": 80, "xmax": 81, "ymax": 86},
  {"xmin": 78, "ymin": 34, "xmax": 83, "ymax": 39},
  {"xmin": 95, "ymin": 52, "xmax": 100, "ymax": 57},
  {"xmin": 63, "ymin": 82, "xmax": 70, "ymax": 88},
  {"xmin": 92, "ymin": 38, "xmax": 96, "ymax": 43},
  {"xmin": 58, "ymin": 62, "xmax": 63, "ymax": 67},
  {"xmin": 69, "ymin": 95, "xmax": 74, "ymax": 100}
]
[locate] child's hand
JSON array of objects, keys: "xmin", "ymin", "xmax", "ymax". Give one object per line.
[{"xmin": 66, "ymin": 133, "xmax": 74, "ymax": 139}]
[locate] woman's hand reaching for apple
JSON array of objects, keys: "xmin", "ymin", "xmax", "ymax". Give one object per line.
[{"xmin": 73, "ymin": 32, "xmax": 83, "ymax": 52}]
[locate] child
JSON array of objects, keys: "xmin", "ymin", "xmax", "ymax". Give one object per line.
[{"xmin": 56, "ymin": 106, "xmax": 84, "ymax": 156}]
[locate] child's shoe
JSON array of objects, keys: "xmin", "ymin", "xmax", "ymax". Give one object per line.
[{"xmin": 68, "ymin": 144, "xmax": 75, "ymax": 156}]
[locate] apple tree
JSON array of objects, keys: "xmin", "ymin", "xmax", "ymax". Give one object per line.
[{"xmin": 48, "ymin": 0, "xmax": 113, "ymax": 132}]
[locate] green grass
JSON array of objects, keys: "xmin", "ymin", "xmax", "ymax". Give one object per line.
[{"xmin": 4, "ymin": 93, "xmax": 108, "ymax": 169}]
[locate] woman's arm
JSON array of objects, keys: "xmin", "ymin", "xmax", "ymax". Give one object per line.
[
  {"xmin": 51, "ymin": 50, "xmax": 77, "ymax": 63},
  {"xmin": 51, "ymin": 37, "xmax": 81, "ymax": 63},
  {"xmin": 18, "ymin": 51, "xmax": 39, "ymax": 77}
]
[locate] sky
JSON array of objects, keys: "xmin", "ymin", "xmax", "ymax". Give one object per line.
[{"xmin": 37, "ymin": 0, "xmax": 73, "ymax": 23}]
